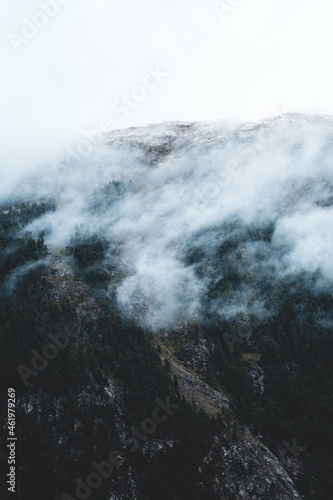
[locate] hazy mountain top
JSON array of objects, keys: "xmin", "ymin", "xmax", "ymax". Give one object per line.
[{"xmin": 102, "ymin": 112, "xmax": 333, "ymax": 149}]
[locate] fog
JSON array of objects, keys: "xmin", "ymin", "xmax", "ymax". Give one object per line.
[
  {"xmin": 2, "ymin": 114, "xmax": 332, "ymax": 328},
  {"xmin": 2, "ymin": 0, "xmax": 333, "ymax": 193}
]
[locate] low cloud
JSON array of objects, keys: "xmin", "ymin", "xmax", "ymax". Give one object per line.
[{"xmin": 3, "ymin": 114, "xmax": 333, "ymax": 328}]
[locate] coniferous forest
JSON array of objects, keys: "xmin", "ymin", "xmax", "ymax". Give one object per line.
[
  {"xmin": 1, "ymin": 187, "xmax": 332, "ymax": 499},
  {"xmin": 2, "ymin": 1, "xmax": 333, "ymax": 498}
]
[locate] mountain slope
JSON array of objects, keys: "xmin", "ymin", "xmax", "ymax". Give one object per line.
[{"xmin": 1, "ymin": 114, "xmax": 333, "ymax": 498}]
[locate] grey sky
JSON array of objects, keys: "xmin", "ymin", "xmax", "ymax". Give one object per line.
[{"xmin": 0, "ymin": 0, "xmax": 332, "ymax": 177}]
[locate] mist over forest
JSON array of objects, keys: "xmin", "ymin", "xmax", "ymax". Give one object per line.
[
  {"xmin": 4, "ymin": 113, "xmax": 333, "ymax": 329},
  {"xmin": 1, "ymin": 114, "xmax": 333, "ymax": 500},
  {"xmin": 2, "ymin": 0, "xmax": 333, "ymax": 497}
]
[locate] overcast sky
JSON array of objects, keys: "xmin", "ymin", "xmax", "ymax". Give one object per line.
[{"xmin": 1, "ymin": 0, "xmax": 333, "ymax": 175}]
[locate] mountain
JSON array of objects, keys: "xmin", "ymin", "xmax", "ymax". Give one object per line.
[{"xmin": 1, "ymin": 114, "xmax": 333, "ymax": 499}]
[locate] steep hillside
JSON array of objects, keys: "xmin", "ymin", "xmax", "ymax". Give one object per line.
[{"xmin": 1, "ymin": 114, "xmax": 333, "ymax": 499}]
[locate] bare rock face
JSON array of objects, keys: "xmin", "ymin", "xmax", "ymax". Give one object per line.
[
  {"xmin": 152, "ymin": 326, "xmax": 302, "ymax": 500},
  {"xmin": 200, "ymin": 431, "xmax": 302, "ymax": 500}
]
